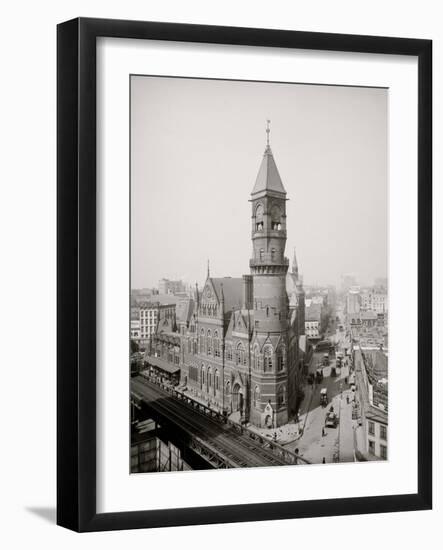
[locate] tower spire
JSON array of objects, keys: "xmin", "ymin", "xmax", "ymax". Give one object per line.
[
  {"xmin": 207, "ymin": 259, "xmax": 210, "ymax": 279},
  {"xmin": 266, "ymin": 119, "xmax": 271, "ymax": 148}
]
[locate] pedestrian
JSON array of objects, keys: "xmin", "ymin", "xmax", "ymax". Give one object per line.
[
  {"xmin": 322, "ymin": 457, "xmax": 326, "ymax": 464},
  {"xmin": 322, "ymin": 426, "xmax": 325, "ymax": 437}
]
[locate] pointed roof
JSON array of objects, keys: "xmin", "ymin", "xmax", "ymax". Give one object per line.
[
  {"xmin": 251, "ymin": 145, "xmax": 286, "ymax": 196},
  {"xmin": 292, "ymin": 248, "xmax": 299, "ymax": 278},
  {"xmin": 210, "ymin": 277, "xmax": 243, "ymax": 311}
]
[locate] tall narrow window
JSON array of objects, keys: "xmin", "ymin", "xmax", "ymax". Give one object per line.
[
  {"xmin": 236, "ymin": 343, "xmax": 246, "ymax": 366},
  {"xmin": 200, "ymin": 329, "xmax": 205, "ymax": 353},
  {"xmin": 214, "ymin": 331, "xmax": 220, "ymax": 357},
  {"xmin": 255, "ymin": 204, "xmax": 264, "ymax": 231},
  {"xmin": 207, "ymin": 330, "xmax": 212, "ymax": 355},
  {"xmin": 271, "ymin": 205, "xmax": 282, "ymax": 230},
  {"xmin": 263, "ymin": 345, "xmax": 273, "ymax": 371}
]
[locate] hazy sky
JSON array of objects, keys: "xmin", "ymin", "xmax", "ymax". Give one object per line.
[{"xmin": 131, "ymin": 76, "xmax": 387, "ymax": 289}]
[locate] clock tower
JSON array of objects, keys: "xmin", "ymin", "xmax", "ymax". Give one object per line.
[{"xmin": 249, "ymin": 122, "xmax": 290, "ymax": 427}]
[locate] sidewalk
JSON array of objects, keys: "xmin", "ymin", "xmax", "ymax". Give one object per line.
[{"xmin": 338, "ymin": 391, "xmax": 355, "ymax": 462}]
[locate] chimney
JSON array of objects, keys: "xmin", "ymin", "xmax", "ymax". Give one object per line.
[{"xmin": 242, "ymin": 275, "xmax": 253, "ymax": 310}]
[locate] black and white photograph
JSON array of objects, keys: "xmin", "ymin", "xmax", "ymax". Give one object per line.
[{"xmin": 130, "ymin": 75, "xmax": 389, "ymax": 472}]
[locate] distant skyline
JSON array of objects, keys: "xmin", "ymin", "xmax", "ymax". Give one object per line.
[{"xmin": 131, "ymin": 76, "xmax": 387, "ymax": 290}]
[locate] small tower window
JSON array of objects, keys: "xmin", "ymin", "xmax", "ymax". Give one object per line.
[
  {"xmin": 271, "ymin": 205, "xmax": 282, "ymax": 230},
  {"xmin": 259, "ymin": 249, "xmax": 264, "ymax": 261},
  {"xmin": 271, "ymin": 248, "xmax": 276, "ymax": 261},
  {"xmin": 255, "ymin": 204, "xmax": 264, "ymax": 232}
]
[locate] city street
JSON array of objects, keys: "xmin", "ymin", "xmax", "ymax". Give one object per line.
[{"xmin": 287, "ymin": 328, "xmax": 355, "ymax": 464}]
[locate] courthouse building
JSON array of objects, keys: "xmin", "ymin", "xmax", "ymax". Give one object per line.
[{"xmin": 175, "ymin": 133, "xmax": 306, "ymax": 428}]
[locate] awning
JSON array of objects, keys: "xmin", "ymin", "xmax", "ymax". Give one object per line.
[{"xmin": 146, "ymin": 355, "xmax": 180, "ymax": 374}]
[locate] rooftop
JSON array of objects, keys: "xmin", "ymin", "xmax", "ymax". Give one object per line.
[
  {"xmin": 210, "ymin": 277, "xmax": 243, "ymax": 312},
  {"xmin": 305, "ymin": 303, "xmax": 322, "ymax": 322},
  {"xmin": 139, "ymin": 294, "xmax": 181, "ymax": 308},
  {"xmin": 251, "ymin": 146, "xmax": 286, "ymax": 196}
]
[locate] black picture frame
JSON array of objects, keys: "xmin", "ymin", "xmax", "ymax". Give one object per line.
[{"xmin": 57, "ymin": 17, "xmax": 432, "ymax": 532}]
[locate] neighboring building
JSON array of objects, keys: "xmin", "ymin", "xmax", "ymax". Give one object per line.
[
  {"xmin": 158, "ymin": 278, "xmax": 186, "ymax": 295},
  {"xmin": 371, "ymin": 288, "xmax": 388, "ymax": 313},
  {"xmin": 360, "ymin": 287, "xmax": 388, "ymax": 314},
  {"xmin": 346, "ymin": 287, "xmax": 361, "ymax": 325},
  {"xmin": 145, "ymin": 328, "xmax": 181, "ymax": 386},
  {"xmin": 131, "ymin": 288, "xmax": 157, "ymax": 307},
  {"xmin": 353, "ymin": 346, "xmax": 388, "ymax": 460},
  {"xmin": 172, "ymin": 132, "xmax": 306, "ymax": 428},
  {"xmin": 305, "ymin": 303, "xmax": 322, "ymax": 339},
  {"xmin": 360, "ymin": 310, "xmax": 378, "ymax": 328},
  {"xmin": 138, "ymin": 295, "xmax": 179, "ymax": 348},
  {"xmin": 131, "ymin": 319, "xmax": 141, "ymax": 340}
]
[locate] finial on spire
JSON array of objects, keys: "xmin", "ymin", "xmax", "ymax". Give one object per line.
[{"xmin": 266, "ymin": 119, "xmax": 271, "ymax": 147}]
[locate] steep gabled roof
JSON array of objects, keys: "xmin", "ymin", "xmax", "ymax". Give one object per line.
[
  {"xmin": 210, "ymin": 277, "xmax": 243, "ymax": 311},
  {"xmin": 176, "ymin": 297, "xmax": 195, "ymax": 324},
  {"xmin": 251, "ymin": 146, "xmax": 286, "ymax": 196}
]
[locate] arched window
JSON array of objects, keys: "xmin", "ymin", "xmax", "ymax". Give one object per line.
[
  {"xmin": 193, "ymin": 340, "xmax": 197, "ymax": 354},
  {"xmin": 277, "ymin": 345, "xmax": 286, "ymax": 371},
  {"xmin": 207, "ymin": 367, "xmax": 212, "ymax": 391},
  {"xmin": 214, "ymin": 331, "xmax": 220, "ymax": 357},
  {"xmin": 271, "ymin": 204, "xmax": 282, "ymax": 230},
  {"xmin": 226, "ymin": 381, "xmax": 231, "ymax": 396},
  {"xmin": 253, "ymin": 386, "xmax": 260, "ymax": 408},
  {"xmin": 271, "ymin": 248, "xmax": 276, "ymax": 261},
  {"xmin": 255, "ymin": 204, "xmax": 264, "ymax": 231},
  {"xmin": 207, "ymin": 330, "xmax": 212, "ymax": 355},
  {"xmin": 259, "ymin": 249, "xmax": 264, "ymax": 261},
  {"xmin": 200, "ymin": 329, "xmax": 205, "ymax": 353},
  {"xmin": 201, "ymin": 365, "xmax": 205, "ymax": 387},
  {"xmin": 277, "ymin": 385, "xmax": 286, "ymax": 408},
  {"xmin": 253, "ymin": 345, "xmax": 259, "ymax": 370},
  {"xmin": 264, "ymin": 345, "xmax": 273, "ymax": 372},
  {"xmin": 236, "ymin": 342, "xmax": 246, "ymax": 366},
  {"xmin": 215, "ymin": 369, "xmax": 219, "ymax": 391},
  {"xmin": 226, "ymin": 344, "xmax": 232, "ymax": 361}
]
